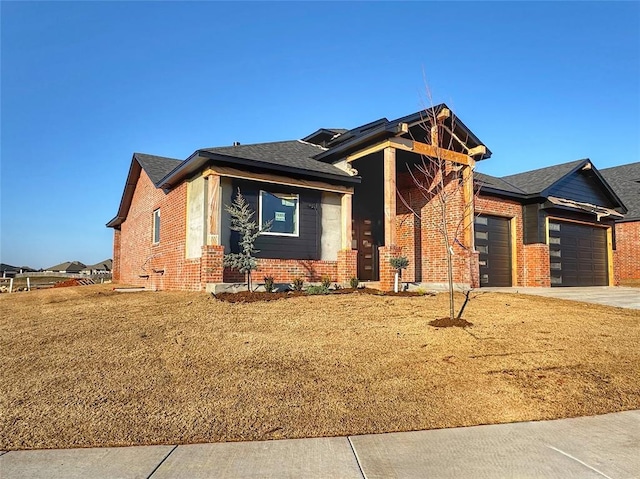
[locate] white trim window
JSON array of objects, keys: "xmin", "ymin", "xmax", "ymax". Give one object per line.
[
  {"xmin": 259, "ymin": 190, "xmax": 299, "ymax": 236},
  {"xmin": 152, "ymin": 208, "xmax": 161, "ymax": 244}
]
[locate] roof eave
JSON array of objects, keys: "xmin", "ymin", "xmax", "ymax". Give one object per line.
[{"xmin": 158, "ymin": 150, "xmax": 361, "ymax": 190}]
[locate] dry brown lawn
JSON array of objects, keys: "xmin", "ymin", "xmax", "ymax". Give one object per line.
[{"xmin": 1, "ymin": 284, "xmax": 639, "ymax": 450}]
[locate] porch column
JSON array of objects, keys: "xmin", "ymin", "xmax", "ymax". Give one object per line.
[
  {"xmin": 380, "ymin": 147, "xmax": 398, "ymax": 291},
  {"xmin": 462, "ymin": 160, "xmax": 475, "ymax": 249},
  {"xmin": 202, "ymin": 173, "xmax": 224, "ymax": 289},
  {"xmin": 337, "ymin": 192, "xmax": 357, "ymax": 283},
  {"xmin": 206, "ymin": 174, "xmax": 221, "ymax": 245},
  {"xmin": 383, "ymin": 147, "xmax": 397, "ymax": 246},
  {"xmin": 341, "ymin": 193, "xmax": 352, "ymax": 250}
]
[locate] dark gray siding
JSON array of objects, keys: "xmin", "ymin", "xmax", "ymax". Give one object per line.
[
  {"xmin": 230, "ymin": 180, "xmax": 321, "ymax": 260},
  {"xmin": 523, "ymin": 203, "xmax": 545, "ymax": 244},
  {"xmin": 548, "ymin": 171, "xmax": 613, "ymax": 206}
]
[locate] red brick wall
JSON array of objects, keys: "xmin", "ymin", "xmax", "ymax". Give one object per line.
[
  {"xmin": 523, "ymin": 244, "xmax": 551, "ymax": 286},
  {"xmin": 396, "ymin": 171, "xmax": 474, "ymax": 286},
  {"xmin": 115, "ymin": 169, "xmax": 202, "ymax": 291},
  {"xmin": 223, "ymin": 259, "xmax": 338, "ymax": 284},
  {"xmin": 614, "ymin": 221, "xmax": 640, "ymax": 280},
  {"xmin": 337, "ymin": 249, "xmax": 357, "ymax": 283}
]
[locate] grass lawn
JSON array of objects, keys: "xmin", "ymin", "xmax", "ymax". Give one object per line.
[{"xmin": 1, "ymin": 284, "xmax": 639, "ymax": 450}]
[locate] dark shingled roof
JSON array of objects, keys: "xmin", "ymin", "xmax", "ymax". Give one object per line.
[
  {"xmin": 134, "ymin": 153, "xmax": 182, "ymax": 185},
  {"xmin": 601, "ymin": 162, "xmax": 640, "ymax": 221},
  {"xmin": 475, "ymin": 172, "xmax": 526, "ymax": 196},
  {"xmin": 45, "ymin": 260, "xmax": 86, "ymax": 272},
  {"xmin": 499, "ymin": 159, "xmax": 586, "ymax": 195},
  {"xmin": 201, "ymin": 140, "xmax": 352, "ymax": 178}
]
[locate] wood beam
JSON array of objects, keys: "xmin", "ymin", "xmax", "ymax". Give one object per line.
[
  {"xmin": 436, "ymin": 108, "xmax": 451, "ymax": 121},
  {"xmin": 388, "ymin": 138, "xmax": 474, "ymax": 166},
  {"xmin": 468, "ymin": 145, "xmax": 487, "ymax": 157},
  {"xmin": 341, "ymin": 193, "xmax": 353, "ymax": 250},
  {"xmin": 384, "ymin": 147, "xmax": 397, "ymax": 246},
  {"xmin": 347, "ymin": 137, "xmax": 474, "ymax": 166},
  {"xmin": 201, "ymin": 166, "xmax": 354, "ymax": 195},
  {"xmin": 346, "ymin": 140, "xmax": 391, "ymax": 163}
]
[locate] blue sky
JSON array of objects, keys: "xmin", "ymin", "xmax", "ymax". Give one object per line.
[{"xmin": 1, "ymin": 1, "xmax": 638, "ymax": 269}]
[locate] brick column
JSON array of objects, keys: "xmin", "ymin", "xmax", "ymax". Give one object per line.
[
  {"xmin": 379, "ymin": 245, "xmax": 402, "ymax": 292},
  {"xmin": 337, "ymin": 249, "xmax": 357, "ymax": 283},
  {"xmin": 112, "ymin": 229, "xmax": 121, "ymax": 282},
  {"xmin": 201, "ymin": 244, "xmax": 225, "ymax": 285}
]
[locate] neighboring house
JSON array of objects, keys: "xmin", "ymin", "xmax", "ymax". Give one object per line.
[
  {"xmin": 107, "ymin": 105, "xmax": 630, "ymax": 291},
  {"xmin": 475, "ymin": 160, "xmax": 626, "ymax": 287},
  {"xmin": 601, "ymin": 162, "xmax": 640, "ymax": 281},
  {"xmin": 82, "ymin": 259, "xmax": 113, "ymax": 275},
  {"xmin": 1, "ymin": 263, "xmax": 35, "ymax": 278},
  {"xmin": 44, "ymin": 261, "xmax": 87, "ymax": 274}
]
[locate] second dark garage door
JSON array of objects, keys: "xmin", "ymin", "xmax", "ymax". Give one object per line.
[{"xmin": 548, "ymin": 220, "xmax": 608, "ymax": 287}]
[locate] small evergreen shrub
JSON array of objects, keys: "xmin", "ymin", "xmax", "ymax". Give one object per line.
[
  {"xmin": 263, "ymin": 276, "xmax": 275, "ymax": 293},
  {"xmin": 292, "ymin": 277, "xmax": 304, "ymax": 291},
  {"xmin": 390, "ymin": 256, "xmax": 409, "ymax": 271},
  {"xmin": 349, "ymin": 277, "xmax": 359, "ymax": 289},
  {"xmin": 306, "ymin": 285, "xmax": 330, "ymax": 295},
  {"xmin": 320, "ymin": 275, "xmax": 331, "ymax": 289}
]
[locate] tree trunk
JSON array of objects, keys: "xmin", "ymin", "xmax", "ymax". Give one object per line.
[{"xmin": 447, "ymin": 247, "xmax": 455, "ymax": 319}]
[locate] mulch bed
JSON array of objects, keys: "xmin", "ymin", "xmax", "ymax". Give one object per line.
[
  {"xmin": 215, "ymin": 287, "xmax": 430, "ymax": 303},
  {"xmin": 429, "ymin": 317, "xmax": 473, "ymax": 328}
]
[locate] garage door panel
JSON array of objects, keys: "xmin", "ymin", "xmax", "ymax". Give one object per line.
[
  {"xmin": 548, "ymin": 220, "xmax": 608, "ymax": 287},
  {"xmin": 475, "ymin": 215, "xmax": 511, "ymax": 287}
]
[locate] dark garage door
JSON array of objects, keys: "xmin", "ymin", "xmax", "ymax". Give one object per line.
[
  {"xmin": 548, "ymin": 220, "xmax": 608, "ymax": 287},
  {"xmin": 475, "ymin": 215, "xmax": 511, "ymax": 287}
]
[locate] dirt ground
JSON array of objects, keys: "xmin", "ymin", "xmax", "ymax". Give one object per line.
[{"xmin": 1, "ymin": 284, "xmax": 638, "ymax": 450}]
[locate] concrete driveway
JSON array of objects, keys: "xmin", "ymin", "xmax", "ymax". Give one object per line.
[
  {"xmin": 2, "ymin": 410, "xmax": 639, "ymax": 478},
  {"xmin": 482, "ymin": 286, "xmax": 640, "ymax": 309}
]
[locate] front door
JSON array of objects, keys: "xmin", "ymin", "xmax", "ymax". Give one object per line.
[{"xmin": 353, "ymin": 218, "xmax": 377, "ymax": 281}]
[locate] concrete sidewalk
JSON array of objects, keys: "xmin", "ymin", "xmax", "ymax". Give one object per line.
[
  {"xmin": 482, "ymin": 286, "xmax": 640, "ymax": 310},
  {"xmin": 2, "ymin": 410, "xmax": 639, "ymax": 478}
]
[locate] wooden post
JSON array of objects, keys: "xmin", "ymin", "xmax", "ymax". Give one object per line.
[
  {"xmin": 26, "ymin": 277, "xmax": 31, "ymax": 291},
  {"xmin": 384, "ymin": 147, "xmax": 397, "ymax": 246},
  {"xmin": 462, "ymin": 160, "xmax": 475, "ymax": 249},
  {"xmin": 341, "ymin": 193, "xmax": 352, "ymax": 250},
  {"xmin": 206, "ymin": 174, "xmax": 221, "ymax": 245},
  {"xmin": 606, "ymin": 227, "xmax": 614, "ymax": 286}
]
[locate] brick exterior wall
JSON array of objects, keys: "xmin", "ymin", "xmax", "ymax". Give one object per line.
[
  {"xmin": 223, "ymin": 259, "xmax": 338, "ymax": 284},
  {"xmin": 379, "ymin": 245, "xmax": 403, "ymax": 291},
  {"xmin": 614, "ymin": 221, "xmax": 640, "ymax": 280},
  {"xmin": 114, "ymin": 169, "xmax": 203, "ymax": 291},
  {"xmin": 395, "ymin": 171, "xmax": 475, "ymax": 287},
  {"xmin": 522, "ymin": 244, "xmax": 551, "ymax": 286},
  {"xmin": 337, "ymin": 249, "xmax": 357, "ymax": 283}
]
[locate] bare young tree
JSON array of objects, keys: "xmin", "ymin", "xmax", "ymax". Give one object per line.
[{"xmin": 398, "ymin": 99, "xmax": 479, "ymax": 320}]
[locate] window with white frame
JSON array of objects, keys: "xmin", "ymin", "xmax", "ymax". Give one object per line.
[
  {"xmin": 152, "ymin": 209, "xmax": 161, "ymax": 244},
  {"xmin": 259, "ymin": 191, "xmax": 299, "ymax": 236}
]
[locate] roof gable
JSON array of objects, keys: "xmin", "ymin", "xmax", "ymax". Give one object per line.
[
  {"xmin": 601, "ymin": 162, "xmax": 640, "ymax": 221},
  {"xmin": 106, "ymin": 153, "xmax": 181, "ymax": 228},
  {"xmin": 313, "ymin": 104, "xmax": 492, "ymax": 162},
  {"xmin": 478, "ymin": 159, "xmax": 627, "ymax": 213}
]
